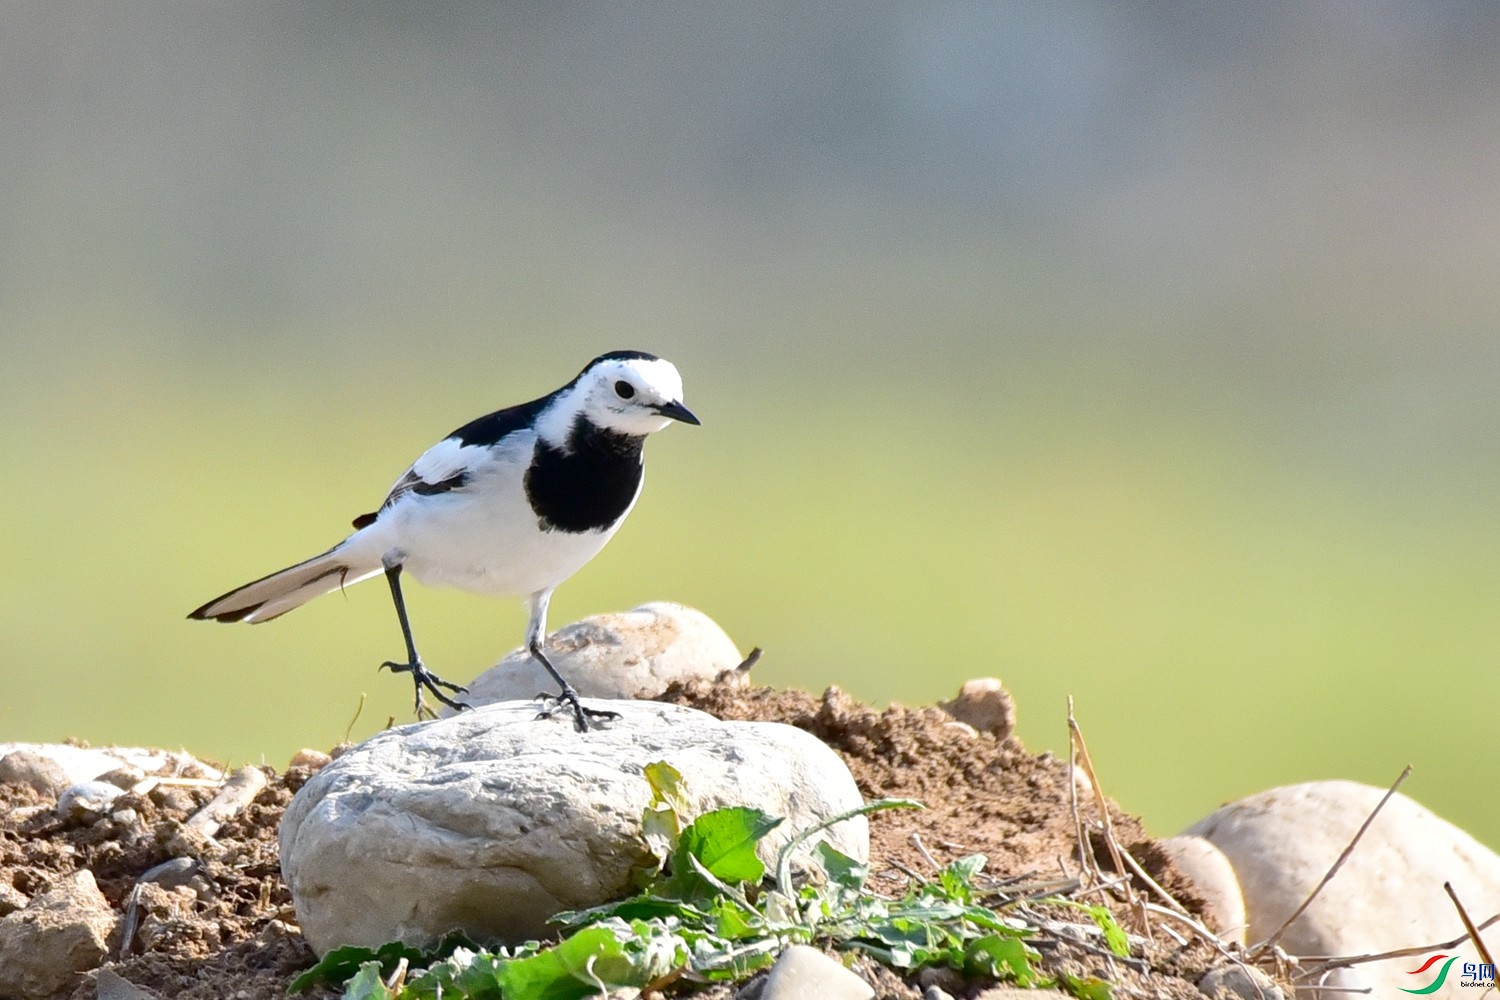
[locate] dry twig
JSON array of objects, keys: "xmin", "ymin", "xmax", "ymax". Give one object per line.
[
  {"xmin": 343, "ymin": 692, "xmax": 367, "ymax": 744},
  {"xmin": 909, "ymin": 832, "xmax": 942, "ymax": 873},
  {"xmin": 1252, "ymin": 765, "xmax": 1412, "ymax": 958},
  {"xmin": 1068, "ymin": 698, "xmax": 1128, "ymax": 878},
  {"xmin": 733, "ymin": 647, "xmax": 763, "ymax": 674},
  {"xmin": 1068, "ymin": 698, "xmax": 1153, "ymax": 939},
  {"xmin": 1445, "ymin": 882, "xmax": 1497, "ymax": 969},
  {"xmin": 1295, "ymin": 911, "xmax": 1500, "ymax": 981},
  {"xmin": 184, "ymin": 765, "xmax": 268, "ymax": 838}
]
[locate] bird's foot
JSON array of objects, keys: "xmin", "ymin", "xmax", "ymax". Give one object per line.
[
  {"xmin": 380, "ymin": 658, "xmax": 469, "ymax": 719},
  {"xmin": 535, "ymin": 684, "xmax": 621, "ymax": 733}
]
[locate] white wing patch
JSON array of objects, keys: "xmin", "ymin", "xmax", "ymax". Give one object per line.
[{"xmin": 352, "ymin": 437, "xmax": 493, "ymax": 529}]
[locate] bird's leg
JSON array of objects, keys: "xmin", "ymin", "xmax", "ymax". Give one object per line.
[
  {"xmin": 525, "ymin": 589, "xmax": 619, "ymax": 732},
  {"xmin": 378, "ymin": 563, "xmax": 468, "ymax": 718}
]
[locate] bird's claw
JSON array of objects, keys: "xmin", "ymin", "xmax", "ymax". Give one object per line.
[
  {"xmin": 380, "ymin": 659, "xmax": 470, "ymax": 718},
  {"xmin": 534, "ymin": 686, "xmax": 620, "ymax": 732}
]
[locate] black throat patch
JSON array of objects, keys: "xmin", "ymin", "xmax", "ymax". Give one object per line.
[{"xmin": 525, "ymin": 416, "xmax": 645, "ymax": 533}]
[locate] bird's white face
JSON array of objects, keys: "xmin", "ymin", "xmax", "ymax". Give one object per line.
[
  {"xmin": 537, "ymin": 354, "xmax": 698, "ymax": 444},
  {"xmin": 579, "ymin": 356, "xmax": 696, "ymax": 436}
]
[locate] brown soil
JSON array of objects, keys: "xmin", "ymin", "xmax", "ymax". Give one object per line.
[{"xmin": 1, "ymin": 684, "xmax": 1232, "ymax": 1000}]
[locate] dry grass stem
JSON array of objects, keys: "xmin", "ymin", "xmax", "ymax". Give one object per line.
[
  {"xmin": 1067, "ymin": 697, "xmax": 1155, "ymax": 940},
  {"xmin": 1116, "ymin": 843, "xmax": 1196, "ymax": 920},
  {"xmin": 1300, "ymin": 985, "xmax": 1373, "ymax": 995},
  {"xmin": 1067, "ymin": 698, "xmax": 1128, "ymax": 879},
  {"xmin": 1444, "ymin": 881, "xmax": 1497, "ymax": 969},
  {"xmin": 1066, "ymin": 696, "xmax": 1101, "ymax": 886},
  {"xmin": 1253, "ymin": 764, "xmax": 1412, "ymax": 958},
  {"xmin": 343, "ymin": 692, "xmax": 367, "ymax": 744},
  {"xmin": 909, "ymin": 831, "xmax": 942, "ymax": 873},
  {"xmin": 1294, "ymin": 912, "xmax": 1500, "ymax": 981}
]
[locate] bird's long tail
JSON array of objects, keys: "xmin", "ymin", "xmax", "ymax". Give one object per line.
[{"xmin": 188, "ymin": 543, "xmax": 383, "ymax": 624}]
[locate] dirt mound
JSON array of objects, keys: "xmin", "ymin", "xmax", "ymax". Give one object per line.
[{"xmin": 1, "ymin": 684, "xmax": 1225, "ymax": 999}]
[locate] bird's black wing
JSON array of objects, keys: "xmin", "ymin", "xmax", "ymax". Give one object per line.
[{"xmin": 350, "ymin": 395, "xmax": 554, "ymax": 530}]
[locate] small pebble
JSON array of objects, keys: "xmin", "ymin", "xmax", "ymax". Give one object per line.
[
  {"xmin": 150, "ymin": 786, "xmax": 199, "ymax": 814},
  {"xmin": 289, "ymin": 748, "xmax": 333, "ymax": 771},
  {"xmin": 938, "ymin": 678, "xmax": 1016, "ymax": 739},
  {"xmin": 0, "ymin": 882, "xmax": 29, "ymax": 916},
  {"xmin": 0, "ymin": 750, "xmax": 71, "ymax": 797},
  {"xmin": 760, "ymin": 945, "xmax": 873, "ymax": 1000},
  {"xmin": 139, "ymin": 857, "xmax": 200, "ymax": 890},
  {"xmin": 7, "ymin": 804, "xmax": 52, "ymax": 825},
  {"xmin": 1199, "ymin": 964, "xmax": 1285, "ymax": 1000},
  {"xmin": 56, "ymin": 781, "xmax": 125, "ymax": 821},
  {"xmin": 916, "ymin": 966, "xmax": 965, "ymax": 995},
  {"xmin": 96, "ymin": 969, "xmax": 163, "ymax": 1000},
  {"xmin": 95, "ymin": 766, "xmax": 147, "ymax": 791}
]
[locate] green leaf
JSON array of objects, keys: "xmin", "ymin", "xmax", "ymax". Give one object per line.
[
  {"xmin": 936, "ymin": 855, "xmax": 986, "ymax": 903},
  {"xmin": 496, "ymin": 930, "xmax": 619, "ymax": 1000},
  {"xmin": 643, "ymin": 761, "xmax": 689, "ymax": 815},
  {"xmin": 402, "ymin": 948, "xmax": 508, "ymax": 1000},
  {"xmin": 554, "ymin": 896, "xmax": 704, "ymax": 928},
  {"xmin": 494, "ymin": 921, "xmax": 685, "ymax": 1000},
  {"xmin": 641, "ymin": 761, "xmax": 688, "ymax": 873},
  {"xmin": 1083, "ymin": 904, "xmax": 1130, "ymax": 958},
  {"xmin": 675, "ymin": 807, "xmax": 780, "ymax": 885},
  {"xmin": 339, "ymin": 962, "xmax": 394, "ymax": 1000},
  {"xmin": 620, "ymin": 917, "xmax": 691, "ymax": 982},
  {"xmin": 814, "ymin": 842, "xmax": 868, "ymax": 892},
  {"xmin": 709, "ymin": 897, "xmax": 760, "ymax": 939},
  {"xmin": 772, "ymin": 798, "xmax": 923, "ymax": 896},
  {"xmin": 553, "ymin": 924, "xmax": 639, "ymax": 989},
  {"xmin": 493, "ymin": 949, "xmax": 595, "ymax": 1000},
  {"xmin": 965, "ymin": 934, "xmax": 1041, "ymax": 986},
  {"xmin": 1058, "ymin": 971, "xmax": 1115, "ymax": 1000},
  {"xmin": 290, "ymin": 942, "xmax": 426, "ymax": 994}
]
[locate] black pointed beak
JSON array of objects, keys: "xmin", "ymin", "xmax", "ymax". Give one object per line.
[{"xmin": 654, "ymin": 399, "xmax": 701, "ymax": 425}]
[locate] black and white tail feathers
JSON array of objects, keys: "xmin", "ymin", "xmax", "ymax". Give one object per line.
[{"xmin": 187, "ymin": 544, "xmax": 381, "ymax": 624}]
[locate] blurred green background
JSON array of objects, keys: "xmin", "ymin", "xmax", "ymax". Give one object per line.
[{"xmin": 4, "ymin": 5, "xmax": 1499, "ymax": 845}]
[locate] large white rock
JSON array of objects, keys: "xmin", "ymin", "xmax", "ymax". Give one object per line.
[
  {"xmin": 454, "ymin": 602, "xmax": 746, "ymax": 710},
  {"xmin": 1187, "ymin": 781, "xmax": 1500, "ymax": 998},
  {"xmin": 281, "ymin": 700, "xmax": 866, "ymax": 955}
]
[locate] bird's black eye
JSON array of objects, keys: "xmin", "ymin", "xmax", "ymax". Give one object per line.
[{"xmin": 614, "ymin": 380, "xmax": 635, "ymax": 399}]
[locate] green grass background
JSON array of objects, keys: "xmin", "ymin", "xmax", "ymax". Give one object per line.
[
  {"xmin": 5, "ymin": 318, "xmax": 1498, "ymax": 846},
  {"xmin": 4, "ymin": 5, "xmax": 1500, "ymax": 855}
]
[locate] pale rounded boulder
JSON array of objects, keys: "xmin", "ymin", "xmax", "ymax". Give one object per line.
[
  {"xmin": 1187, "ymin": 780, "xmax": 1500, "ymax": 998},
  {"xmin": 280, "ymin": 700, "xmax": 866, "ymax": 955},
  {"xmin": 454, "ymin": 602, "xmax": 747, "ymax": 709},
  {"xmin": 1152, "ymin": 835, "xmax": 1247, "ymax": 944}
]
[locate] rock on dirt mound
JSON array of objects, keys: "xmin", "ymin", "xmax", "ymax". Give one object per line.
[{"xmin": 1, "ymin": 684, "xmax": 1222, "ymax": 1000}]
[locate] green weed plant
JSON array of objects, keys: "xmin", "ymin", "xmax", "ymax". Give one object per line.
[{"xmin": 291, "ymin": 762, "xmax": 1125, "ymax": 1000}]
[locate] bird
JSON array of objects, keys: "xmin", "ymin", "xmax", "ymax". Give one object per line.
[{"xmin": 188, "ymin": 350, "xmax": 700, "ymax": 729}]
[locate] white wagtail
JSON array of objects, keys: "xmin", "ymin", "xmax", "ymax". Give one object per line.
[{"xmin": 188, "ymin": 350, "xmax": 699, "ymax": 729}]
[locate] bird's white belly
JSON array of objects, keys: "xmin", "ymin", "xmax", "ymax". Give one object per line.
[{"xmin": 381, "ymin": 467, "xmax": 624, "ymax": 598}]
